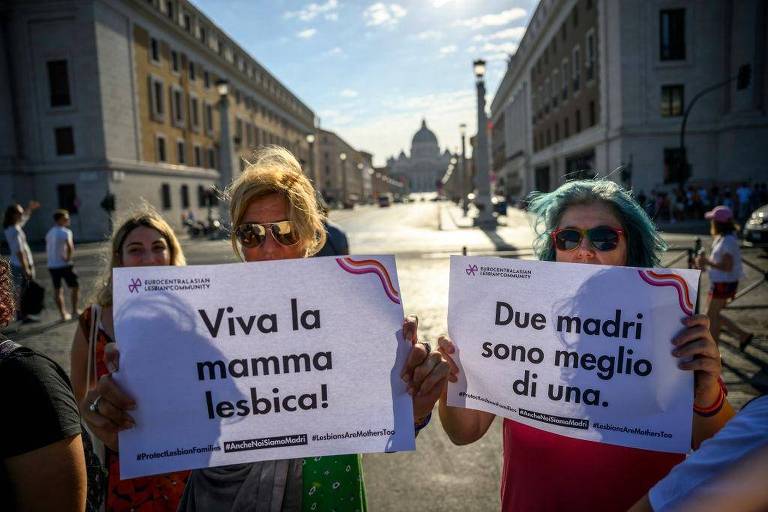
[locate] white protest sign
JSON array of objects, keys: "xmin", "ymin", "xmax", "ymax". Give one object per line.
[
  {"xmin": 447, "ymin": 256, "xmax": 700, "ymax": 453},
  {"xmin": 112, "ymin": 255, "xmax": 413, "ymax": 479}
]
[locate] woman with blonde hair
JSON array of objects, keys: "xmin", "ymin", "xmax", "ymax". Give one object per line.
[
  {"xmin": 70, "ymin": 206, "xmax": 189, "ymax": 511},
  {"xmin": 94, "ymin": 146, "xmax": 450, "ymax": 511}
]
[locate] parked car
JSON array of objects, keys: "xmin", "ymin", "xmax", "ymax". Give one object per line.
[
  {"xmin": 744, "ymin": 204, "xmax": 768, "ymax": 251},
  {"xmin": 378, "ymin": 193, "xmax": 392, "ymax": 207}
]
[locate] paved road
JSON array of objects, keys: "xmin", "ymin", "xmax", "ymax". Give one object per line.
[{"xmin": 3, "ymin": 201, "xmax": 767, "ymax": 511}]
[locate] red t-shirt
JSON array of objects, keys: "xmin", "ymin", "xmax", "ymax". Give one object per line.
[{"xmin": 501, "ymin": 419, "xmax": 685, "ymax": 511}]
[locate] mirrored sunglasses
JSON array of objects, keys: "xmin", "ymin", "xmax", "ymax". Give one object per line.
[
  {"xmin": 235, "ymin": 221, "xmax": 299, "ymax": 248},
  {"xmin": 551, "ymin": 226, "xmax": 624, "ymax": 252}
]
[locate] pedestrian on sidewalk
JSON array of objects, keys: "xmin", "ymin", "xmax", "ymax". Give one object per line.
[
  {"xmin": 2, "ymin": 201, "xmax": 40, "ymax": 322},
  {"xmin": 438, "ymin": 179, "xmax": 733, "ymax": 512},
  {"xmin": 45, "ymin": 209, "xmax": 80, "ymax": 321},
  {"xmin": 69, "ymin": 207, "xmax": 190, "ymax": 511},
  {"xmin": 695, "ymin": 205, "xmax": 754, "ymax": 350}
]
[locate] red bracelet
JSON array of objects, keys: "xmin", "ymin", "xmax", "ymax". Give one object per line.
[{"xmin": 693, "ymin": 377, "xmax": 727, "ymax": 416}]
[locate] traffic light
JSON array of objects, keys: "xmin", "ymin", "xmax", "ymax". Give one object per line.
[{"xmin": 737, "ymin": 64, "xmax": 751, "ymax": 90}]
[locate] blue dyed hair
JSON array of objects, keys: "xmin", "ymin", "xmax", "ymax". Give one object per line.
[{"xmin": 527, "ymin": 179, "xmax": 667, "ymax": 268}]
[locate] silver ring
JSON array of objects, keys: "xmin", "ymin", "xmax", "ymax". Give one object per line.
[{"xmin": 89, "ymin": 396, "xmax": 102, "ymax": 414}]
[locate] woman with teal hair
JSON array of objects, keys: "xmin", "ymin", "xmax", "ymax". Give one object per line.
[{"xmin": 437, "ymin": 179, "xmax": 734, "ymax": 511}]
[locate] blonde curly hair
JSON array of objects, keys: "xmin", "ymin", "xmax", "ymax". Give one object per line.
[{"xmin": 225, "ymin": 145, "xmax": 326, "ymax": 259}]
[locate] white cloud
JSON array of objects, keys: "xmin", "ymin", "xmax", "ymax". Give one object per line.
[
  {"xmin": 297, "ymin": 28, "xmax": 317, "ymax": 39},
  {"xmin": 340, "ymin": 89, "xmax": 359, "ymax": 98},
  {"xmin": 416, "ymin": 30, "xmax": 443, "ymax": 41},
  {"xmin": 363, "ymin": 3, "xmax": 407, "ymax": 27},
  {"xmin": 473, "ymin": 26, "xmax": 526, "ymax": 42},
  {"xmin": 453, "ymin": 7, "xmax": 527, "ymax": 29},
  {"xmin": 439, "ymin": 45, "xmax": 458, "ymax": 55},
  {"xmin": 324, "ymin": 46, "xmax": 344, "ymax": 56},
  {"xmin": 480, "ymin": 41, "xmax": 519, "ymax": 60},
  {"xmin": 285, "ymin": 0, "xmax": 339, "ymax": 22}
]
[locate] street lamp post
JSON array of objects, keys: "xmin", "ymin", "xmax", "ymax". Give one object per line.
[
  {"xmin": 216, "ymin": 79, "xmax": 236, "ymax": 224},
  {"xmin": 306, "ymin": 133, "xmax": 316, "ymax": 184},
  {"xmin": 357, "ymin": 162, "xmax": 365, "ymax": 201},
  {"xmin": 339, "ymin": 152, "xmax": 348, "ymax": 208},
  {"xmin": 459, "ymin": 122, "xmax": 468, "ymax": 216},
  {"xmin": 472, "ymin": 59, "xmax": 495, "ymax": 227}
]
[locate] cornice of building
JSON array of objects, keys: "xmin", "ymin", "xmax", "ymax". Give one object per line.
[
  {"xmin": 491, "ymin": 0, "xmax": 568, "ymax": 114},
  {"xmin": 130, "ymin": 0, "xmax": 316, "ymax": 130},
  {"xmin": 0, "ymin": 157, "xmax": 221, "ymax": 179}
]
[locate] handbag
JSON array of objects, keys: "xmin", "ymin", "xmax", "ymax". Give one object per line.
[
  {"xmin": 20, "ymin": 279, "xmax": 45, "ymax": 316},
  {"xmin": 84, "ymin": 304, "xmax": 108, "ymax": 510}
]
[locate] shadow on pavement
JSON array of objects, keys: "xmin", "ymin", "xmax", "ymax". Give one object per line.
[{"xmin": 480, "ymin": 226, "xmax": 518, "ymax": 253}]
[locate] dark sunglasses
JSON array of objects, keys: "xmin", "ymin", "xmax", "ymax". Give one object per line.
[
  {"xmin": 235, "ymin": 221, "xmax": 299, "ymax": 248},
  {"xmin": 551, "ymin": 226, "xmax": 624, "ymax": 252}
]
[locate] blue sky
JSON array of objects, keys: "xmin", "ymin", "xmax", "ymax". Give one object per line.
[{"xmin": 193, "ymin": 0, "xmax": 536, "ymax": 165}]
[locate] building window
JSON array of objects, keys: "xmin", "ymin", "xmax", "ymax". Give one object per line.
[
  {"xmin": 207, "ymin": 148, "xmax": 216, "ymax": 168},
  {"xmin": 180, "ymin": 184, "xmax": 190, "ymax": 208},
  {"xmin": 57, "ymin": 184, "xmax": 78, "ymax": 214},
  {"xmin": 203, "ymin": 70, "xmax": 210, "ymax": 88},
  {"xmin": 552, "ymin": 71, "xmax": 559, "ymax": 107},
  {"xmin": 149, "ymin": 76, "xmax": 164, "ymax": 121},
  {"xmin": 575, "ymin": 109, "xmax": 582, "ymax": 132},
  {"xmin": 156, "ymin": 135, "xmax": 167, "ymax": 162},
  {"xmin": 554, "ymin": 122, "xmax": 560, "ymax": 142},
  {"xmin": 561, "ymin": 60, "xmax": 569, "ymax": 99},
  {"xmin": 150, "ymin": 37, "xmax": 160, "ymax": 63},
  {"xmin": 204, "ymin": 103, "xmax": 214, "ymax": 134},
  {"xmin": 199, "ymin": 25, "xmax": 207, "ymax": 43},
  {"xmin": 47, "ymin": 60, "xmax": 71, "ymax": 107},
  {"xmin": 194, "ymin": 145, "xmax": 202, "ymax": 167},
  {"xmin": 572, "ymin": 5, "xmax": 578, "ymax": 27},
  {"xmin": 589, "ymin": 100, "xmax": 597, "ymax": 126},
  {"xmin": 663, "ymin": 147, "xmax": 687, "ymax": 183},
  {"xmin": 661, "ymin": 84, "xmax": 684, "ymax": 117},
  {"xmin": 235, "ymin": 119, "xmax": 243, "ymax": 146},
  {"xmin": 246, "ymin": 123, "xmax": 253, "ymax": 147},
  {"xmin": 161, "ymin": 183, "xmax": 171, "ymax": 210},
  {"xmin": 562, "ymin": 22, "xmax": 567, "ymax": 42},
  {"xmin": 165, "ymin": 0, "xmax": 174, "ymax": 20},
  {"xmin": 660, "ymin": 9, "xmax": 685, "ymax": 61},
  {"xmin": 54, "ymin": 127, "xmax": 75, "ymax": 155},
  {"xmin": 546, "ymin": 129, "xmax": 551, "ymax": 146},
  {"xmin": 197, "ymin": 185, "xmax": 206, "ymax": 207},
  {"xmin": 171, "ymin": 50, "xmax": 179, "ymax": 73},
  {"xmin": 189, "ymin": 95, "xmax": 200, "ymax": 131},
  {"xmin": 182, "ymin": 12, "xmax": 192, "ymax": 32},
  {"xmin": 188, "ymin": 61, "xmax": 196, "ymax": 81},
  {"xmin": 177, "ymin": 140, "xmax": 186, "ymax": 164},
  {"xmin": 572, "ymin": 47, "xmax": 581, "ymax": 92},
  {"xmin": 171, "ymin": 86, "xmax": 185, "ymax": 127},
  {"xmin": 586, "ymin": 31, "xmax": 595, "ymax": 81},
  {"xmin": 564, "ymin": 117, "xmax": 570, "ymax": 137}
]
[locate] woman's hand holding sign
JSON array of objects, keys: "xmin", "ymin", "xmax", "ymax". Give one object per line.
[
  {"xmin": 400, "ymin": 315, "xmax": 451, "ymax": 423},
  {"xmin": 84, "ymin": 342, "xmax": 136, "ymax": 451},
  {"xmin": 672, "ymin": 314, "xmax": 735, "ymax": 447}
]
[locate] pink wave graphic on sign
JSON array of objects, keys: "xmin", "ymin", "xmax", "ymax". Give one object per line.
[
  {"xmin": 335, "ymin": 257, "xmax": 401, "ymax": 304},
  {"xmin": 638, "ymin": 270, "xmax": 694, "ymax": 316}
]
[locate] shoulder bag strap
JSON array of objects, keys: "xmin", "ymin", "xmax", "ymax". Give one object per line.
[{"xmin": 85, "ymin": 304, "xmax": 101, "ymax": 391}]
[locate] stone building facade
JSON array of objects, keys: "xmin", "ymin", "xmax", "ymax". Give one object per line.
[
  {"xmin": 491, "ymin": 0, "xmax": 768, "ymax": 198},
  {"xmin": 1, "ymin": 0, "xmax": 316, "ymax": 241}
]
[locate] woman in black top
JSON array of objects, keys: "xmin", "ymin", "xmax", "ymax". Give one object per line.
[{"xmin": 0, "ymin": 257, "xmax": 87, "ymax": 511}]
